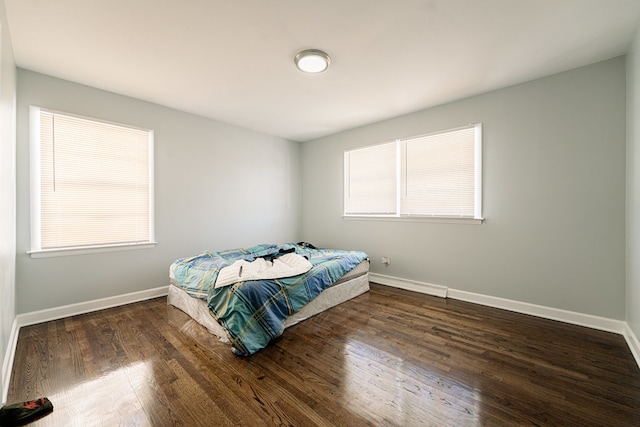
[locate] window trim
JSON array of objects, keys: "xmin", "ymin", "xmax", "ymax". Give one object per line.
[
  {"xmin": 28, "ymin": 106, "xmax": 157, "ymax": 258},
  {"xmin": 343, "ymin": 123, "xmax": 483, "ymax": 223},
  {"xmin": 28, "ymin": 242, "xmax": 158, "ymax": 259},
  {"xmin": 342, "ymin": 215, "xmax": 483, "ymax": 225}
]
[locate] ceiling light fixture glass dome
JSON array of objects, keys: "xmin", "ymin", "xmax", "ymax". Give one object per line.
[{"xmin": 294, "ymin": 49, "xmax": 331, "ymax": 73}]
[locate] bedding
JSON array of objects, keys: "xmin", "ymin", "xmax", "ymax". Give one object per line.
[
  {"xmin": 169, "ymin": 243, "xmax": 368, "ymax": 356},
  {"xmin": 214, "ymin": 252, "xmax": 312, "ymax": 289}
]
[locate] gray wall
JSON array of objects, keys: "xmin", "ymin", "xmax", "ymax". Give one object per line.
[
  {"xmin": 9, "ymin": 45, "xmax": 632, "ymax": 324},
  {"xmin": 301, "ymin": 57, "xmax": 626, "ymax": 320},
  {"xmin": 628, "ymin": 29, "xmax": 640, "ymax": 338},
  {"xmin": 0, "ymin": 0, "xmax": 16, "ymax": 404},
  {"xmin": 15, "ymin": 70, "xmax": 301, "ymax": 314}
]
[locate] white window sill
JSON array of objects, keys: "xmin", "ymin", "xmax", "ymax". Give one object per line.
[
  {"xmin": 343, "ymin": 215, "xmax": 483, "ymax": 225},
  {"xmin": 28, "ymin": 242, "xmax": 158, "ymax": 258}
]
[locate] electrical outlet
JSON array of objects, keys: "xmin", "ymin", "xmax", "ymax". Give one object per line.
[{"xmin": 381, "ymin": 257, "xmax": 391, "ymax": 266}]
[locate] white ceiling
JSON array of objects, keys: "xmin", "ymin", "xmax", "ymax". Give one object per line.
[{"xmin": 5, "ymin": 0, "xmax": 640, "ymax": 142}]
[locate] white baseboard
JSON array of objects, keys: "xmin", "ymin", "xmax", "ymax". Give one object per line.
[
  {"xmin": 4, "ymin": 279, "xmax": 640, "ymax": 402},
  {"xmin": 369, "ymin": 273, "xmax": 447, "ymax": 298},
  {"xmin": 624, "ymin": 323, "xmax": 640, "ymax": 369},
  {"xmin": 1, "ymin": 318, "xmax": 19, "ymax": 405},
  {"xmin": 17, "ymin": 286, "xmax": 169, "ymax": 328},
  {"xmin": 371, "ymin": 275, "xmax": 639, "ymax": 370},
  {"xmin": 446, "ymin": 288, "xmax": 626, "ymax": 335},
  {"xmin": 1, "ymin": 285, "xmax": 168, "ymax": 405}
]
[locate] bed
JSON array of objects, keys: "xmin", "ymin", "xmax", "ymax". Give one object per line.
[{"xmin": 167, "ymin": 243, "xmax": 369, "ymax": 356}]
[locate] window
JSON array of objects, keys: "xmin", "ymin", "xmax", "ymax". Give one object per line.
[
  {"xmin": 29, "ymin": 106, "xmax": 156, "ymax": 257},
  {"xmin": 344, "ymin": 123, "xmax": 482, "ymax": 221}
]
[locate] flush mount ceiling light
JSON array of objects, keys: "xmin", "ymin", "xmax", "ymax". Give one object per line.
[{"xmin": 294, "ymin": 49, "xmax": 331, "ymax": 73}]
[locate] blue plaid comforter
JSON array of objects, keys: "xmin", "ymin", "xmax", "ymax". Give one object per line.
[{"xmin": 170, "ymin": 243, "xmax": 368, "ymax": 355}]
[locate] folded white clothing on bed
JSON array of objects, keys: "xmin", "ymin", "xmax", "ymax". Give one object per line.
[{"xmin": 214, "ymin": 253, "xmax": 313, "ymax": 289}]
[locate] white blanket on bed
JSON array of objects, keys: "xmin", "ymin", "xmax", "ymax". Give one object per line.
[{"xmin": 214, "ymin": 253, "xmax": 313, "ymax": 289}]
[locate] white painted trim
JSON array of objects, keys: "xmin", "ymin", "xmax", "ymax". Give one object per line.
[
  {"xmin": 29, "ymin": 106, "xmax": 41, "ymax": 253},
  {"xmin": 371, "ymin": 274, "xmax": 639, "ymax": 370},
  {"xmin": 4, "ymin": 278, "xmax": 640, "ymax": 406},
  {"xmin": 2, "ymin": 286, "xmax": 168, "ymax": 404},
  {"xmin": 28, "ymin": 241, "xmax": 158, "ymax": 258},
  {"xmin": 1, "ymin": 318, "xmax": 19, "ymax": 405},
  {"xmin": 343, "ymin": 216, "xmax": 483, "ymax": 225},
  {"xmin": 369, "ymin": 273, "xmax": 448, "ymax": 298},
  {"xmin": 446, "ymin": 288, "xmax": 625, "ymax": 334},
  {"xmin": 17, "ymin": 286, "xmax": 168, "ymax": 328},
  {"xmin": 623, "ymin": 323, "xmax": 640, "ymax": 369}
]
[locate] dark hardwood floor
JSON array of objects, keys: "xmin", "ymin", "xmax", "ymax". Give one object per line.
[{"xmin": 8, "ymin": 283, "xmax": 640, "ymax": 426}]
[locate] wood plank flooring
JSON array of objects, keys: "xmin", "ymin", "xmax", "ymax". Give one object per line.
[{"xmin": 8, "ymin": 283, "xmax": 640, "ymax": 426}]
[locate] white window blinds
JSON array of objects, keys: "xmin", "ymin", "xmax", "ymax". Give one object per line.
[
  {"xmin": 30, "ymin": 107, "xmax": 155, "ymax": 253},
  {"xmin": 344, "ymin": 124, "xmax": 482, "ymax": 220},
  {"xmin": 344, "ymin": 142, "xmax": 397, "ymax": 214},
  {"xmin": 401, "ymin": 126, "xmax": 477, "ymax": 217}
]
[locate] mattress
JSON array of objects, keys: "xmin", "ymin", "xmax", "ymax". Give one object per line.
[{"xmin": 167, "ymin": 259, "xmax": 370, "ymax": 344}]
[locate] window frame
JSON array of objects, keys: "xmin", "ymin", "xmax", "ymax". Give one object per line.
[
  {"xmin": 28, "ymin": 106, "xmax": 157, "ymax": 258},
  {"xmin": 343, "ymin": 123, "xmax": 483, "ymax": 224}
]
